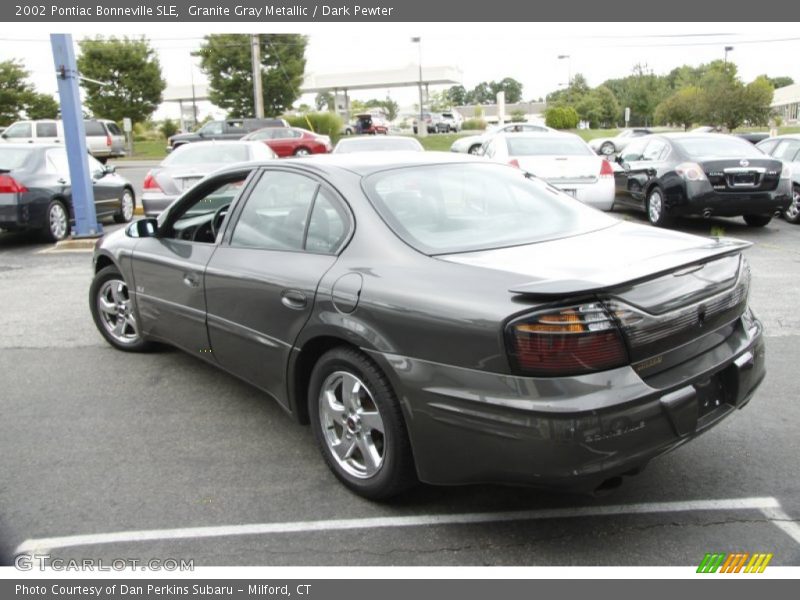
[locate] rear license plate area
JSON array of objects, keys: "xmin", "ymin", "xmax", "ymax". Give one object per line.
[{"xmin": 695, "ymin": 367, "xmax": 737, "ymax": 427}]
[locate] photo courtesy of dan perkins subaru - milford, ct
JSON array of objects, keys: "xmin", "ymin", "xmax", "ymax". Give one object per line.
[{"xmin": 89, "ymin": 152, "xmax": 766, "ymax": 500}]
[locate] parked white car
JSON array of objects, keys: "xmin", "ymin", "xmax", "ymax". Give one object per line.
[
  {"xmin": 483, "ymin": 131, "xmax": 615, "ymax": 211},
  {"xmin": 588, "ymin": 128, "xmax": 652, "ymax": 156},
  {"xmin": 450, "ymin": 122, "xmax": 551, "ymax": 155},
  {"xmin": 756, "ymin": 134, "xmax": 800, "ymax": 223}
]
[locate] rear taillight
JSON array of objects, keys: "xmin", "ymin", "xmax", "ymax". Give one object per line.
[
  {"xmin": 600, "ymin": 159, "xmax": 614, "ymax": 178},
  {"xmin": 106, "ymin": 134, "xmax": 112, "ymax": 147},
  {"xmin": 142, "ymin": 172, "xmax": 162, "ymax": 192},
  {"xmin": 0, "ymin": 174, "xmax": 28, "ymax": 193},
  {"xmin": 508, "ymin": 159, "xmax": 520, "ymax": 168},
  {"xmin": 675, "ymin": 162, "xmax": 707, "ymax": 181},
  {"xmin": 507, "ymin": 302, "xmax": 628, "ymax": 376}
]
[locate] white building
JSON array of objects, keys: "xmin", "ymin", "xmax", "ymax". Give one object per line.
[{"xmin": 771, "ymin": 83, "xmax": 800, "ymax": 124}]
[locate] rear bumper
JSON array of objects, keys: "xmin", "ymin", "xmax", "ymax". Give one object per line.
[
  {"xmin": 549, "ymin": 178, "xmax": 615, "ymax": 211},
  {"xmin": 667, "ymin": 181, "xmax": 792, "ymax": 217},
  {"xmin": 366, "ymin": 312, "xmax": 765, "ymax": 492},
  {"xmin": 141, "ymin": 193, "xmax": 177, "ymax": 217}
]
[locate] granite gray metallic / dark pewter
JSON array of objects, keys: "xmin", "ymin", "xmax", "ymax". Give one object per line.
[{"xmin": 89, "ymin": 152, "xmax": 766, "ymax": 499}]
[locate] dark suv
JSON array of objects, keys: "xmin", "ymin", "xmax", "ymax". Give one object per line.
[{"xmin": 167, "ymin": 118, "xmax": 289, "ymax": 151}]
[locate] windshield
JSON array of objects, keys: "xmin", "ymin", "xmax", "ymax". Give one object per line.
[
  {"xmin": 364, "ymin": 163, "xmax": 615, "ymax": 255},
  {"xmin": 674, "ymin": 137, "xmax": 765, "ymax": 159},
  {"xmin": 164, "ymin": 144, "xmax": 250, "ymax": 166},
  {"xmin": 335, "ymin": 138, "xmax": 421, "ymax": 153},
  {"xmin": 0, "ymin": 147, "xmax": 35, "ymax": 170},
  {"xmin": 507, "ymin": 137, "xmax": 593, "ymax": 156}
]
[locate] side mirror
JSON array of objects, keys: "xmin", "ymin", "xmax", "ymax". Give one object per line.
[
  {"xmin": 127, "ymin": 218, "xmax": 158, "ymax": 238},
  {"xmin": 615, "ymin": 155, "xmax": 624, "ymax": 165},
  {"xmin": 103, "ymin": 164, "xmax": 116, "ymax": 174}
]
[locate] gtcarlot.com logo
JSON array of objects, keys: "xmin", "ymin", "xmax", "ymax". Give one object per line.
[{"xmin": 697, "ymin": 552, "xmax": 773, "ymax": 573}]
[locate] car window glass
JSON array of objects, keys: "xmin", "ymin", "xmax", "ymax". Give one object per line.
[
  {"xmin": 773, "ymin": 140, "xmax": 800, "ymax": 162},
  {"xmin": 4, "ymin": 122, "xmax": 32, "ymax": 138},
  {"xmin": 46, "ymin": 149, "xmax": 70, "ymax": 176},
  {"xmin": 306, "ymin": 189, "xmax": 349, "ymax": 254},
  {"xmin": 199, "ymin": 122, "xmax": 223, "ymax": 135},
  {"xmin": 84, "ymin": 121, "xmax": 105, "ymax": 136},
  {"xmin": 226, "ymin": 121, "xmax": 245, "ymax": 133},
  {"xmin": 164, "ymin": 143, "xmax": 251, "ymax": 165},
  {"xmin": 620, "ymin": 138, "xmax": 649, "ymax": 161},
  {"xmin": 36, "ymin": 122, "xmax": 57, "ymax": 137},
  {"xmin": 675, "ymin": 137, "xmax": 764, "ymax": 159},
  {"xmin": 106, "ymin": 123, "xmax": 122, "ymax": 136},
  {"xmin": 507, "ymin": 136, "xmax": 593, "ymax": 156},
  {"xmin": 642, "ymin": 139, "xmax": 669, "ymax": 161},
  {"xmin": 166, "ymin": 178, "xmax": 247, "ymax": 243},
  {"xmin": 483, "ymin": 139, "xmax": 497, "ymax": 158},
  {"xmin": 249, "ymin": 129, "xmax": 274, "ymax": 140},
  {"xmin": 756, "ymin": 139, "xmax": 779, "ymax": 155},
  {"xmin": 87, "ymin": 154, "xmax": 105, "ymax": 175},
  {"xmin": 230, "ymin": 171, "xmax": 319, "ymax": 251},
  {"xmin": 0, "ymin": 147, "xmax": 35, "ymax": 170}
]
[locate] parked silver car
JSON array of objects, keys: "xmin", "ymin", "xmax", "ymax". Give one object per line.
[
  {"xmin": 450, "ymin": 122, "xmax": 551, "ymax": 155},
  {"xmin": 588, "ymin": 128, "xmax": 653, "ymax": 156},
  {"xmin": 141, "ymin": 140, "xmax": 277, "ymax": 216},
  {"xmin": 756, "ymin": 134, "xmax": 800, "ymax": 223}
]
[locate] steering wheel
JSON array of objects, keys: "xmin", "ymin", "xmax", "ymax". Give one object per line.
[{"xmin": 210, "ymin": 203, "xmax": 231, "ymax": 239}]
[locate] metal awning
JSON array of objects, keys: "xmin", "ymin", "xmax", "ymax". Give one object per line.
[{"xmin": 301, "ymin": 64, "xmax": 461, "ymax": 93}]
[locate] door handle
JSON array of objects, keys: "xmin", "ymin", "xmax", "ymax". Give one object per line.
[
  {"xmin": 281, "ymin": 290, "xmax": 307, "ymax": 310},
  {"xmin": 182, "ymin": 273, "xmax": 200, "ymax": 288}
]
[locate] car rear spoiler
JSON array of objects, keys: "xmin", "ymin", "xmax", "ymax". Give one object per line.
[{"xmin": 509, "ymin": 237, "xmax": 752, "ymax": 297}]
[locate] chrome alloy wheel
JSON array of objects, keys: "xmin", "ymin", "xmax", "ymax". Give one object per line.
[
  {"xmin": 49, "ymin": 202, "xmax": 68, "ymax": 240},
  {"xmin": 96, "ymin": 278, "xmax": 140, "ymax": 345},
  {"xmin": 121, "ymin": 190, "xmax": 134, "ymax": 221},
  {"xmin": 319, "ymin": 371, "xmax": 386, "ymax": 479},
  {"xmin": 786, "ymin": 187, "xmax": 800, "ymax": 222},
  {"xmin": 648, "ymin": 189, "xmax": 664, "ymax": 224}
]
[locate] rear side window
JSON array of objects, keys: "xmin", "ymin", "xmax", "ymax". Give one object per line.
[
  {"xmin": 36, "ymin": 122, "xmax": 57, "ymax": 137},
  {"xmin": 364, "ymin": 163, "xmax": 614, "ymax": 255},
  {"xmin": 84, "ymin": 121, "xmax": 106, "ymax": 136},
  {"xmin": 3, "ymin": 122, "xmax": 32, "ymax": 138},
  {"xmin": 0, "ymin": 147, "xmax": 35, "ymax": 170},
  {"xmin": 773, "ymin": 140, "xmax": 800, "ymax": 162},
  {"xmin": 506, "ymin": 136, "xmax": 593, "ymax": 156},
  {"xmin": 642, "ymin": 139, "xmax": 670, "ymax": 161},
  {"xmin": 106, "ymin": 123, "xmax": 122, "ymax": 136}
]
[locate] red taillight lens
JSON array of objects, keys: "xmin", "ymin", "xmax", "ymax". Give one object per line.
[
  {"xmin": 507, "ymin": 302, "xmax": 628, "ymax": 376},
  {"xmin": 600, "ymin": 159, "xmax": 614, "ymax": 178},
  {"xmin": 508, "ymin": 159, "xmax": 521, "ymax": 168},
  {"xmin": 675, "ymin": 162, "xmax": 707, "ymax": 182},
  {"xmin": 106, "ymin": 134, "xmax": 112, "ymax": 147},
  {"xmin": 0, "ymin": 174, "xmax": 28, "ymax": 193},
  {"xmin": 142, "ymin": 172, "xmax": 162, "ymax": 191}
]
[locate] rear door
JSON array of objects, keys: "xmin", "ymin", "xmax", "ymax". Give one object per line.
[
  {"xmin": 223, "ymin": 120, "xmax": 246, "ymax": 140},
  {"xmin": 204, "ymin": 168, "xmax": 351, "ymax": 407},
  {"xmin": 614, "ymin": 137, "xmax": 659, "ymax": 204},
  {"xmin": 1, "ymin": 122, "xmax": 34, "ymax": 144}
]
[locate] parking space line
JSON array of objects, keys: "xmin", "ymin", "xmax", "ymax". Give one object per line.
[
  {"xmin": 15, "ymin": 496, "xmax": 782, "ymax": 555},
  {"xmin": 760, "ymin": 506, "xmax": 800, "ymax": 545}
]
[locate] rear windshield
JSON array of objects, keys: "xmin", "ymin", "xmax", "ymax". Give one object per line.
[
  {"xmin": 335, "ymin": 138, "xmax": 421, "ymax": 153},
  {"xmin": 0, "ymin": 148, "xmax": 35, "ymax": 170},
  {"xmin": 507, "ymin": 137, "xmax": 593, "ymax": 156},
  {"xmin": 674, "ymin": 137, "xmax": 765, "ymax": 159},
  {"xmin": 363, "ymin": 163, "xmax": 615, "ymax": 255},
  {"xmin": 163, "ymin": 144, "xmax": 250, "ymax": 166}
]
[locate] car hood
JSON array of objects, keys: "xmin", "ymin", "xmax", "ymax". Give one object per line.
[{"xmin": 439, "ymin": 220, "xmax": 750, "ymax": 296}]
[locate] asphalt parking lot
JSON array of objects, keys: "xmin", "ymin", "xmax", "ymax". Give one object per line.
[{"xmin": 1, "ymin": 163, "xmax": 799, "ymax": 566}]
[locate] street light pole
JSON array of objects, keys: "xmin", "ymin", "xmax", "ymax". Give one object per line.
[
  {"xmin": 724, "ymin": 45, "xmax": 734, "ymax": 66},
  {"xmin": 251, "ymin": 34, "xmax": 264, "ymax": 118},
  {"xmin": 412, "ymin": 36, "xmax": 426, "ymax": 137},
  {"xmin": 558, "ymin": 54, "xmax": 571, "ymax": 87}
]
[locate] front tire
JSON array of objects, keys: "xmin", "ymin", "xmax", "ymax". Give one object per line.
[
  {"xmin": 42, "ymin": 199, "xmax": 69, "ymax": 242},
  {"xmin": 90, "ymin": 265, "xmax": 152, "ymax": 352},
  {"xmin": 309, "ymin": 347, "xmax": 417, "ymax": 500},
  {"xmin": 113, "ymin": 188, "xmax": 135, "ymax": 223},
  {"xmin": 468, "ymin": 144, "xmax": 482, "ymax": 155},
  {"xmin": 294, "ymin": 147, "xmax": 311, "ymax": 156},
  {"xmin": 646, "ymin": 186, "xmax": 672, "ymax": 227},
  {"xmin": 743, "ymin": 214, "xmax": 772, "ymax": 227},
  {"xmin": 784, "ymin": 185, "xmax": 800, "ymax": 224}
]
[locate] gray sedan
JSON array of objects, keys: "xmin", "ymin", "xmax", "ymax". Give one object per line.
[
  {"xmin": 756, "ymin": 134, "xmax": 800, "ymax": 223},
  {"xmin": 90, "ymin": 152, "xmax": 765, "ymax": 499},
  {"xmin": 141, "ymin": 140, "xmax": 277, "ymax": 216}
]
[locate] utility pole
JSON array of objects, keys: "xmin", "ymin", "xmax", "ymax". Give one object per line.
[
  {"xmin": 412, "ymin": 37, "xmax": 426, "ymax": 137},
  {"xmin": 251, "ymin": 34, "xmax": 264, "ymax": 118},
  {"xmin": 50, "ymin": 33, "xmax": 101, "ymax": 238}
]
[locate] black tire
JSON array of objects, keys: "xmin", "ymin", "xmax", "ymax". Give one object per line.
[
  {"xmin": 113, "ymin": 188, "xmax": 135, "ymax": 224},
  {"xmin": 743, "ymin": 214, "xmax": 772, "ymax": 227},
  {"xmin": 646, "ymin": 186, "xmax": 672, "ymax": 227},
  {"xmin": 308, "ymin": 347, "xmax": 417, "ymax": 500},
  {"xmin": 468, "ymin": 144, "xmax": 482, "ymax": 155},
  {"xmin": 41, "ymin": 199, "xmax": 70, "ymax": 242},
  {"xmin": 294, "ymin": 147, "xmax": 311, "ymax": 156},
  {"xmin": 600, "ymin": 141, "xmax": 615, "ymax": 156},
  {"xmin": 89, "ymin": 265, "xmax": 153, "ymax": 352},
  {"xmin": 784, "ymin": 185, "xmax": 800, "ymax": 224}
]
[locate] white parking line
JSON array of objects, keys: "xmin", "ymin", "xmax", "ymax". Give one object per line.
[
  {"xmin": 15, "ymin": 496, "xmax": 787, "ymax": 556},
  {"xmin": 760, "ymin": 506, "xmax": 800, "ymax": 545}
]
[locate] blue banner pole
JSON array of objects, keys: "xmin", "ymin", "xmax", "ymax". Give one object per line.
[{"xmin": 50, "ymin": 33, "xmax": 101, "ymax": 238}]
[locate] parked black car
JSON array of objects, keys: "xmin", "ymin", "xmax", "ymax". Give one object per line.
[
  {"xmin": 167, "ymin": 118, "xmax": 289, "ymax": 151},
  {"xmin": 0, "ymin": 144, "xmax": 135, "ymax": 241},
  {"xmin": 90, "ymin": 153, "xmax": 764, "ymax": 499},
  {"xmin": 613, "ymin": 133, "xmax": 792, "ymax": 227}
]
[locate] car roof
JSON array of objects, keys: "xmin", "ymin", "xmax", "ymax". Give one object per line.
[
  {"xmin": 0, "ymin": 143, "xmax": 61, "ymax": 150},
  {"xmin": 658, "ymin": 132, "xmax": 749, "ymax": 141},
  {"xmin": 493, "ymin": 131, "xmax": 581, "ymax": 139}
]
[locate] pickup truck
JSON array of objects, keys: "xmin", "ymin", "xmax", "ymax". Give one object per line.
[{"xmin": 167, "ymin": 118, "xmax": 289, "ymax": 151}]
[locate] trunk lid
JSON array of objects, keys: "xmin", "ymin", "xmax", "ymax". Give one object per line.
[
  {"xmin": 700, "ymin": 157, "xmax": 783, "ymax": 193},
  {"xmin": 516, "ymin": 155, "xmax": 601, "ymax": 184}
]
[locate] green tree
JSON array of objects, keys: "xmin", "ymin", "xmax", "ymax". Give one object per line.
[
  {"xmin": 447, "ymin": 85, "xmax": 469, "ymax": 106},
  {"xmin": 491, "ymin": 77, "xmax": 524, "ymax": 104},
  {"xmin": 766, "ymin": 76, "xmax": 793, "ymax": 89},
  {"xmin": 25, "ymin": 93, "xmax": 59, "ymax": 120},
  {"xmin": 159, "ymin": 118, "xmax": 179, "ymax": 139},
  {"xmin": 744, "ymin": 76, "xmax": 774, "ymax": 126},
  {"xmin": 196, "ymin": 34, "xmax": 307, "ymax": 118},
  {"xmin": 655, "ymin": 86, "xmax": 701, "ymax": 130},
  {"xmin": 77, "ymin": 36, "xmax": 165, "ymax": 123},
  {"xmin": 470, "ymin": 82, "xmax": 494, "ymax": 104},
  {"xmin": 696, "ymin": 62, "xmax": 748, "ymax": 130},
  {"xmin": 315, "ymin": 92, "xmax": 334, "ymax": 111},
  {"xmin": 545, "ymin": 106, "xmax": 579, "ymax": 129},
  {"xmin": 575, "ymin": 85, "xmax": 620, "ymax": 128}
]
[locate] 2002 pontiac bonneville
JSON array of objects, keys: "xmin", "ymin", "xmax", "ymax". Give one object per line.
[{"xmin": 89, "ymin": 153, "xmax": 765, "ymax": 499}]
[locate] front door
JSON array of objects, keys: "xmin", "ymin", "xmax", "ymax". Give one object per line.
[{"xmin": 205, "ymin": 169, "xmax": 351, "ymax": 407}]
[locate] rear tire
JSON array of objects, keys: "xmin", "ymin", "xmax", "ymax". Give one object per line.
[
  {"xmin": 42, "ymin": 199, "xmax": 70, "ymax": 242},
  {"xmin": 646, "ymin": 186, "xmax": 672, "ymax": 227},
  {"xmin": 784, "ymin": 185, "xmax": 800, "ymax": 224},
  {"xmin": 743, "ymin": 215, "xmax": 772, "ymax": 227},
  {"xmin": 308, "ymin": 347, "xmax": 417, "ymax": 500}
]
